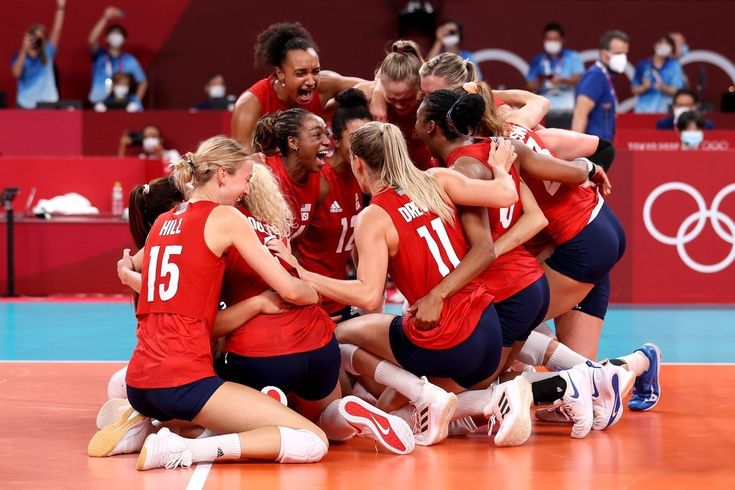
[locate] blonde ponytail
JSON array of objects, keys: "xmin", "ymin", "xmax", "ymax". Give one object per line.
[
  {"xmin": 379, "ymin": 40, "xmax": 425, "ymax": 86},
  {"xmin": 170, "ymin": 135, "xmax": 250, "ymax": 194},
  {"xmin": 242, "ymin": 163, "xmax": 294, "ymax": 238},
  {"xmin": 351, "ymin": 122, "xmax": 455, "ymax": 224}
]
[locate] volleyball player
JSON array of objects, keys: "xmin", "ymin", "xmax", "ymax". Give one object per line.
[
  {"xmin": 233, "ymin": 22, "xmax": 367, "ymax": 151},
  {"xmin": 90, "ymin": 137, "xmax": 331, "ymax": 470}
]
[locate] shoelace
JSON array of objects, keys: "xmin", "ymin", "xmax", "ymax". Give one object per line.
[
  {"xmin": 487, "ymin": 415, "xmax": 497, "ymax": 436},
  {"xmin": 411, "ymin": 405, "xmax": 429, "ymax": 439},
  {"xmin": 163, "ymin": 449, "xmax": 192, "ymax": 469}
]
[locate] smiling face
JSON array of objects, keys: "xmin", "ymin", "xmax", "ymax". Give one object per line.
[
  {"xmin": 383, "ymin": 79, "xmax": 421, "ymax": 116},
  {"xmin": 219, "ymin": 159, "xmax": 254, "ymax": 205},
  {"xmin": 277, "ymin": 48, "xmax": 321, "ymax": 106},
  {"xmin": 290, "ymin": 114, "xmax": 331, "ymax": 172}
]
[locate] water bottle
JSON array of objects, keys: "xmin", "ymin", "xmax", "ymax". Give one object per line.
[{"xmin": 112, "ymin": 181, "xmax": 124, "ymax": 216}]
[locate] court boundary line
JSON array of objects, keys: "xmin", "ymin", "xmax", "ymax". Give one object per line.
[{"xmin": 186, "ymin": 463, "xmax": 212, "ymax": 490}]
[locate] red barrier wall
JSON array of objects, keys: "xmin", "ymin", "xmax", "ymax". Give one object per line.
[
  {"xmin": 615, "ymin": 130, "xmax": 735, "ymax": 152},
  {"xmin": 2, "ymin": 151, "xmax": 734, "ymax": 301},
  {"xmin": 2, "ymin": 1, "xmax": 734, "ymax": 109}
]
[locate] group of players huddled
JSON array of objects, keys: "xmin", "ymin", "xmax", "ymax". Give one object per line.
[{"xmin": 87, "ymin": 23, "xmax": 661, "ymax": 470}]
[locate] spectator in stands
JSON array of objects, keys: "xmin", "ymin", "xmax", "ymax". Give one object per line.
[
  {"xmin": 87, "ymin": 6, "xmax": 147, "ymax": 106},
  {"xmin": 10, "ymin": 0, "xmax": 66, "ymax": 109},
  {"xmin": 656, "ymin": 89, "xmax": 714, "ymax": 130},
  {"xmin": 191, "ymin": 73, "xmax": 235, "ymax": 111},
  {"xmin": 572, "ymin": 30, "xmax": 629, "ymax": 141},
  {"xmin": 676, "ymin": 111, "xmax": 706, "ymax": 150},
  {"xmin": 631, "ymin": 35, "xmax": 684, "ymax": 113},
  {"xmin": 94, "ymin": 72, "xmax": 142, "ymax": 112},
  {"xmin": 118, "ymin": 125, "xmax": 180, "ymax": 166},
  {"xmin": 526, "ymin": 22, "xmax": 585, "ymax": 118},
  {"xmin": 669, "ymin": 32, "xmax": 689, "ymax": 60},
  {"xmin": 427, "ymin": 19, "xmax": 483, "ymax": 79}
]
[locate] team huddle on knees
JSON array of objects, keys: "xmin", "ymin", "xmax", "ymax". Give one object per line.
[{"xmin": 87, "ymin": 22, "xmax": 661, "ymax": 470}]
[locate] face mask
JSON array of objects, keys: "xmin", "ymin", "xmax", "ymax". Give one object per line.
[
  {"xmin": 442, "ymin": 34, "xmax": 460, "ymax": 48},
  {"xmin": 608, "ymin": 53, "xmax": 628, "ymax": 74},
  {"xmin": 680, "ymin": 130, "xmax": 703, "ymax": 148},
  {"xmin": 208, "ymin": 84, "xmax": 226, "ymax": 98},
  {"xmin": 143, "ymin": 137, "xmax": 160, "ymax": 153},
  {"xmin": 112, "ymin": 85, "xmax": 129, "ymax": 99},
  {"xmin": 679, "ymin": 44, "xmax": 689, "ymax": 57},
  {"xmin": 673, "ymin": 106, "xmax": 693, "ymax": 122},
  {"xmin": 655, "ymin": 43, "xmax": 672, "ymax": 57},
  {"xmin": 544, "ymin": 40, "xmax": 562, "ymax": 56},
  {"xmin": 107, "ymin": 32, "xmax": 125, "ymax": 49}
]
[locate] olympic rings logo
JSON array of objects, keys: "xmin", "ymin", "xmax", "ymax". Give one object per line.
[{"xmin": 643, "ymin": 182, "xmax": 735, "ymax": 273}]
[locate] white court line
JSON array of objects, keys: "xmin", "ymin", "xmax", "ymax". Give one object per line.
[{"xmin": 186, "ymin": 463, "xmax": 212, "ymax": 490}]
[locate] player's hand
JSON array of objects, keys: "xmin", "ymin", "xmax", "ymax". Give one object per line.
[
  {"xmin": 258, "ymin": 290, "xmax": 290, "ymax": 315},
  {"xmin": 369, "ymin": 92, "xmax": 388, "ymax": 122},
  {"xmin": 488, "ymin": 138, "xmax": 517, "ymax": 172},
  {"xmin": 407, "ymin": 291, "xmax": 444, "ymax": 331},
  {"xmin": 462, "ymin": 82, "xmax": 479, "ymax": 94},
  {"xmin": 116, "ymin": 248, "xmax": 136, "ymax": 285},
  {"xmin": 266, "ymin": 238, "xmax": 298, "ymax": 266},
  {"xmin": 589, "ymin": 164, "xmax": 612, "ymax": 196}
]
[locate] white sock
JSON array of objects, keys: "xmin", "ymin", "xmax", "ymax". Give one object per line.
[
  {"xmin": 454, "ymin": 388, "xmax": 495, "ymax": 418},
  {"xmin": 183, "ymin": 433, "xmax": 241, "ymax": 462},
  {"xmin": 318, "ymin": 399, "xmax": 356, "ymax": 441},
  {"xmin": 340, "ymin": 344, "xmax": 360, "ymax": 375},
  {"xmin": 516, "ymin": 330, "xmax": 554, "ymax": 366},
  {"xmin": 546, "ymin": 343, "xmax": 589, "ymax": 371},
  {"xmin": 374, "ymin": 360, "xmax": 423, "ymax": 402},
  {"xmin": 616, "ymin": 351, "xmax": 650, "ymax": 377}
]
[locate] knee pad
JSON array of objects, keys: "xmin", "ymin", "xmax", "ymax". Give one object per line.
[
  {"xmin": 339, "ymin": 343, "xmax": 360, "ymax": 375},
  {"xmin": 107, "ymin": 365, "xmax": 128, "ymax": 399},
  {"xmin": 276, "ymin": 427, "xmax": 328, "ymax": 463}
]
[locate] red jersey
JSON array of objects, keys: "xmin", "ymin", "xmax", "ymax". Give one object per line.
[
  {"xmin": 388, "ymin": 106, "xmax": 436, "ymax": 170},
  {"xmin": 247, "ymin": 75, "xmax": 323, "ymax": 116},
  {"xmin": 446, "ymin": 142, "xmax": 544, "ymax": 302},
  {"xmin": 508, "ymin": 123, "xmax": 601, "ymax": 246},
  {"xmin": 221, "ymin": 207, "xmax": 335, "ymax": 357},
  {"xmin": 266, "ymin": 155, "xmax": 321, "ymax": 243},
  {"xmin": 127, "ymin": 201, "xmax": 225, "ymax": 389},
  {"xmin": 294, "ymin": 163, "xmax": 363, "ymax": 314},
  {"xmin": 371, "ymin": 188, "xmax": 494, "ymax": 350}
]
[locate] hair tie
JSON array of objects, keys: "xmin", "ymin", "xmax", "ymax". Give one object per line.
[
  {"xmin": 142, "ymin": 184, "xmax": 150, "ymax": 195},
  {"xmin": 445, "ymin": 96, "xmax": 480, "ymax": 137},
  {"xmin": 186, "ymin": 155, "xmax": 196, "ymax": 171}
]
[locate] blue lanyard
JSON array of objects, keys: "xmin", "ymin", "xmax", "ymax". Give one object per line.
[{"xmin": 543, "ymin": 53, "xmax": 564, "ymax": 76}]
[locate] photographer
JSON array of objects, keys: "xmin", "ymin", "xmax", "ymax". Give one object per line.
[
  {"xmin": 10, "ymin": 0, "xmax": 66, "ymax": 109},
  {"xmin": 427, "ymin": 19, "xmax": 483, "ymax": 79},
  {"xmin": 87, "ymin": 6, "xmax": 147, "ymax": 106},
  {"xmin": 118, "ymin": 125, "xmax": 180, "ymax": 168}
]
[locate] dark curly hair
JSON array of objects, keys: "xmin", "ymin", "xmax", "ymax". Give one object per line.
[{"xmin": 254, "ymin": 22, "xmax": 318, "ymax": 68}]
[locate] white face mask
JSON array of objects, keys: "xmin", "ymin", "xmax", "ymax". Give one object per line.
[
  {"xmin": 544, "ymin": 40, "xmax": 562, "ymax": 55},
  {"xmin": 442, "ymin": 34, "xmax": 460, "ymax": 48},
  {"xmin": 655, "ymin": 43, "xmax": 672, "ymax": 57},
  {"xmin": 608, "ymin": 53, "xmax": 628, "ymax": 74},
  {"xmin": 208, "ymin": 84, "xmax": 226, "ymax": 98},
  {"xmin": 680, "ymin": 130, "xmax": 703, "ymax": 148},
  {"xmin": 143, "ymin": 137, "xmax": 160, "ymax": 153},
  {"xmin": 107, "ymin": 32, "xmax": 125, "ymax": 49},
  {"xmin": 112, "ymin": 85, "xmax": 129, "ymax": 99},
  {"xmin": 673, "ymin": 106, "xmax": 694, "ymax": 122}
]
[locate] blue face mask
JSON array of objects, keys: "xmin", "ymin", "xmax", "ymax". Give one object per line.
[
  {"xmin": 679, "ymin": 44, "xmax": 689, "ymax": 57},
  {"xmin": 680, "ymin": 130, "xmax": 703, "ymax": 148}
]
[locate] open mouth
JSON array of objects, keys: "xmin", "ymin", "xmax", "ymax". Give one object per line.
[
  {"xmin": 297, "ymin": 87, "xmax": 315, "ymax": 104},
  {"xmin": 315, "ymin": 150, "xmax": 329, "ymax": 167}
]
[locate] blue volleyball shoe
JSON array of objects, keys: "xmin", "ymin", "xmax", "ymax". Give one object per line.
[{"xmin": 628, "ymin": 343, "xmax": 662, "ymax": 411}]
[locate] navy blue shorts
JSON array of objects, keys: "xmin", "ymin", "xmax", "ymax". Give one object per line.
[
  {"xmin": 127, "ymin": 376, "xmax": 225, "ymax": 422},
  {"xmin": 546, "ymin": 203, "xmax": 626, "ymax": 284},
  {"xmin": 215, "ymin": 335, "xmax": 340, "ymax": 401},
  {"xmin": 573, "ymin": 273, "xmax": 611, "ymax": 320},
  {"xmin": 388, "ymin": 304, "xmax": 503, "ymax": 389},
  {"xmin": 494, "ymin": 275, "xmax": 550, "ymax": 346}
]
